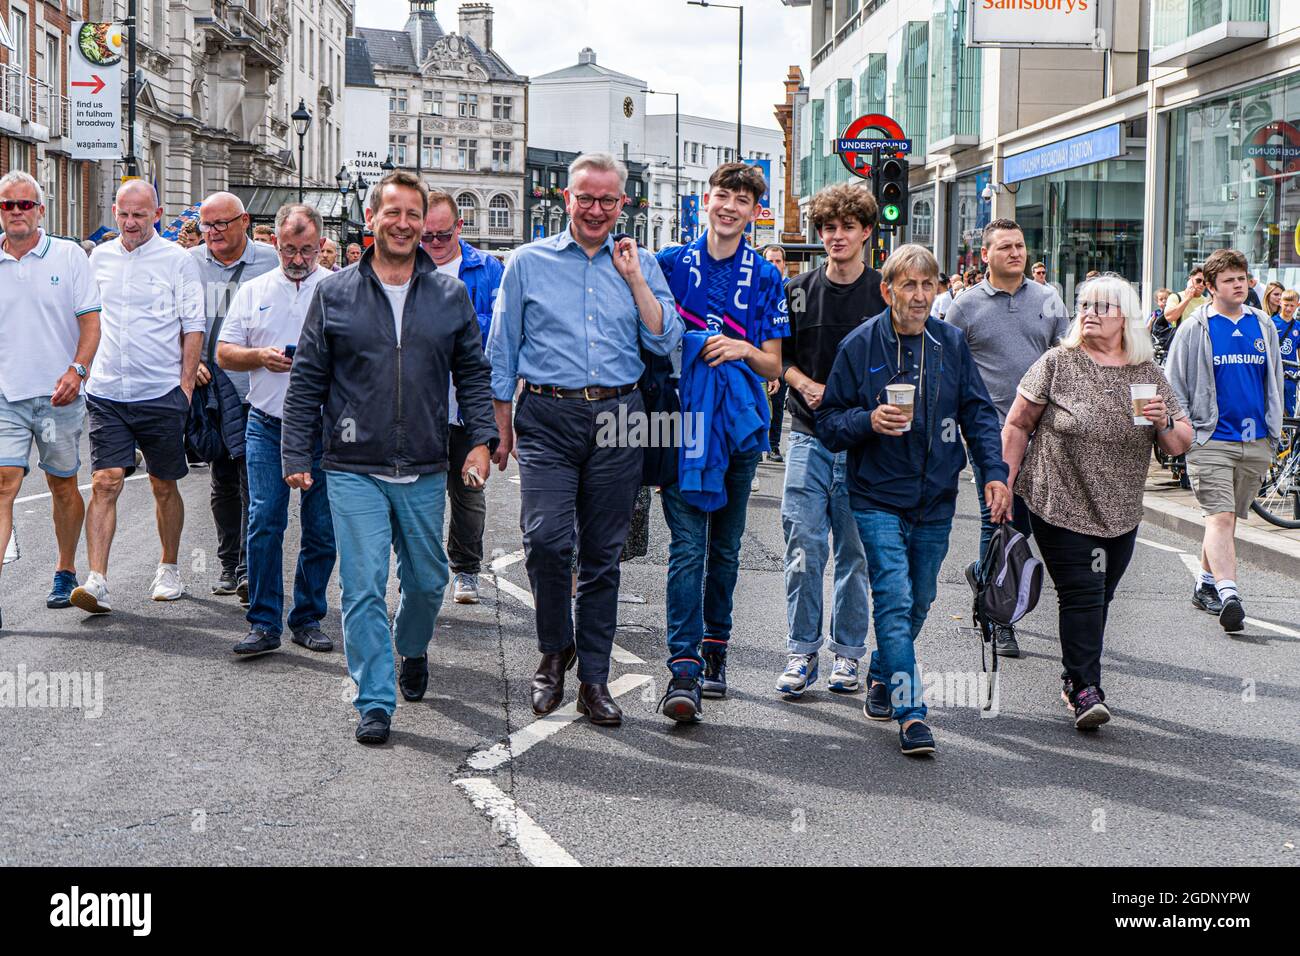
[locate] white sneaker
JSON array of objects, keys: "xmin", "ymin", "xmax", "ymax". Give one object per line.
[
  {"xmin": 453, "ymin": 572, "xmax": 480, "ymax": 604},
  {"xmin": 752, "ymin": 475, "xmax": 761, "ymax": 494},
  {"xmin": 151, "ymin": 564, "xmax": 183, "ymax": 601},
  {"xmin": 70, "ymin": 572, "xmax": 112, "ymax": 614},
  {"xmin": 3, "ymin": 528, "xmax": 17, "ymax": 565}
]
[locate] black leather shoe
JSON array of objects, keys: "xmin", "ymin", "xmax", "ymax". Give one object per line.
[
  {"xmin": 213, "ymin": 572, "xmax": 239, "ymax": 596},
  {"xmin": 864, "ymin": 680, "xmax": 893, "ymax": 721},
  {"xmin": 291, "ymin": 624, "xmax": 334, "ymax": 653},
  {"xmin": 355, "ymin": 708, "xmax": 391, "ymax": 745},
  {"xmin": 236, "ymin": 578, "xmax": 250, "ymax": 607},
  {"xmin": 233, "ymin": 629, "xmax": 281, "ymax": 656},
  {"xmin": 576, "ymin": 682, "xmax": 622, "ymax": 726},
  {"xmin": 400, "ymin": 654, "xmax": 429, "ymax": 701},
  {"xmin": 994, "ymin": 624, "xmax": 1021, "ymax": 658},
  {"xmin": 531, "ymin": 645, "xmax": 577, "ymax": 716}
]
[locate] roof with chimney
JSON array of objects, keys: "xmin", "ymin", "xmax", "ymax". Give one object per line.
[
  {"xmin": 350, "ymin": 4, "xmax": 521, "ymax": 81},
  {"xmin": 533, "ymin": 48, "xmax": 644, "ymax": 85}
]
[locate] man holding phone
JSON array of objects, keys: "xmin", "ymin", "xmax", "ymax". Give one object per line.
[{"xmin": 217, "ymin": 204, "xmax": 336, "ymax": 656}]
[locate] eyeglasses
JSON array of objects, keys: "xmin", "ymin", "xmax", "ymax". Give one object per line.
[
  {"xmin": 573, "ymin": 194, "xmax": 622, "ymax": 211},
  {"xmin": 279, "ymin": 246, "xmax": 318, "ymax": 261},
  {"xmin": 0, "ymin": 199, "xmax": 40, "ymax": 212},
  {"xmin": 422, "ymin": 230, "xmax": 457, "ymax": 244},
  {"xmin": 1079, "ymin": 301, "xmax": 1118, "ymax": 316},
  {"xmin": 198, "ymin": 216, "xmax": 242, "ymax": 234}
]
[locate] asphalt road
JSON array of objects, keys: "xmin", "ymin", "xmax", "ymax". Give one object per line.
[{"xmin": 1, "ymin": 439, "xmax": 1296, "ymax": 866}]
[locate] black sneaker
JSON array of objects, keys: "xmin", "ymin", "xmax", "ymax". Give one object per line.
[
  {"xmin": 46, "ymin": 570, "xmax": 78, "ymax": 609},
  {"xmin": 212, "ymin": 573, "xmax": 239, "ymax": 596},
  {"xmin": 864, "ymin": 681, "xmax": 893, "ymax": 721},
  {"xmin": 994, "ymin": 624, "xmax": 1020, "ymax": 658},
  {"xmin": 1192, "ymin": 583, "xmax": 1223, "ymax": 615},
  {"xmin": 400, "ymin": 654, "xmax": 429, "ymax": 701},
  {"xmin": 1072, "ymin": 685, "xmax": 1111, "ymax": 730},
  {"xmin": 233, "ymin": 629, "xmax": 281, "ymax": 657},
  {"xmin": 355, "ymin": 708, "xmax": 391, "ymax": 745},
  {"xmin": 1061, "ymin": 676, "xmax": 1077, "ymax": 710},
  {"xmin": 701, "ymin": 649, "xmax": 727, "ymax": 699},
  {"xmin": 767, "ymin": 450, "xmax": 784, "ymax": 463},
  {"xmin": 1219, "ymin": 595, "xmax": 1246, "ymax": 633},
  {"xmin": 657, "ymin": 676, "xmax": 703, "ymax": 723},
  {"xmin": 899, "ymin": 720, "xmax": 936, "ymax": 756}
]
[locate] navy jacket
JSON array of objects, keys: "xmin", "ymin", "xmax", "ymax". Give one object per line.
[{"xmin": 815, "ymin": 309, "xmax": 1008, "ymax": 523}]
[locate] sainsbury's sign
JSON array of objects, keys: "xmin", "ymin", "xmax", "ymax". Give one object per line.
[{"xmin": 967, "ymin": 0, "xmax": 1108, "ymax": 50}]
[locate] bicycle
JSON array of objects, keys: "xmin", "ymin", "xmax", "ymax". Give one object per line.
[{"xmin": 1251, "ymin": 364, "xmax": 1300, "ymax": 526}]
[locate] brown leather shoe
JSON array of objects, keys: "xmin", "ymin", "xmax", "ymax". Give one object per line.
[
  {"xmin": 576, "ymin": 682, "xmax": 622, "ymax": 727},
  {"xmin": 531, "ymin": 645, "xmax": 577, "ymax": 716}
]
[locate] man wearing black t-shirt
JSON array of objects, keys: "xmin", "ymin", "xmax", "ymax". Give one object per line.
[{"xmin": 775, "ymin": 183, "xmax": 885, "ymax": 698}]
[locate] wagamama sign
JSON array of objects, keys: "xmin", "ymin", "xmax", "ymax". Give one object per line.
[{"xmin": 967, "ymin": 0, "xmax": 1107, "ymax": 50}]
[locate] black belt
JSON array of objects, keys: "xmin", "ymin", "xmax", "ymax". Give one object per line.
[
  {"xmin": 526, "ymin": 382, "xmax": 638, "ymax": 401},
  {"xmin": 250, "ymin": 407, "xmax": 282, "ymax": 425}
]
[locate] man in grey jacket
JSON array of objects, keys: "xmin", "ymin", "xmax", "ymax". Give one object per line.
[{"xmin": 1165, "ymin": 248, "xmax": 1284, "ymax": 633}]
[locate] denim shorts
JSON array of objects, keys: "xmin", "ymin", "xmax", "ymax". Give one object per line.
[
  {"xmin": 86, "ymin": 387, "xmax": 190, "ymax": 481},
  {"xmin": 0, "ymin": 391, "xmax": 86, "ymax": 478}
]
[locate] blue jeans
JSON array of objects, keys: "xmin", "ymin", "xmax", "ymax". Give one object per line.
[
  {"xmin": 853, "ymin": 509, "xmax": 953, "ymax": 726},
  {"xmin": 245, "ymin": 409, "xmax": 335, "ymax": 636},
  {"xmin": 971, "ymin": 453, "xmax": 1031, "ymax": 574},
  {"xmin": 781, "ymin": 432, "xmax": 870, "ymax": 658},
  {"xmin": 662, "ymin": 449, "xmax": 761, "ymax": 676},
  {"xmin": 327, "ymin": 470, "xmax": 450, "ymax": 717}
]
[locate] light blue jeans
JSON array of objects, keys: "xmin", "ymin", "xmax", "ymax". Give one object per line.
[
  {"xmin": 781, "ymin": 432, "xmax": 870, "ymax": 659},
  {"xmin": 327, "ymin": 470, "xmax": 450, "ymax": 717},
  {"xmin": 853, "ymin": 508, "xmax": 953, "ymax": 726}
]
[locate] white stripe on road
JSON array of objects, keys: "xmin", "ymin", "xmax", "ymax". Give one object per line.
[
  {"xmin": 490, "ymin": 567, "xmax": 648, "ymax": 665},
  {"xmin": 492, "ymin": 573, "xmax": 537, "ymax": 609},
  {"xmin": 14, "ymin": 472, "xmax": 150, "ymax": 505},
  {"xmin": 454, "ymin": 778, "xmax": 581, "ymax": 867},
  {"xmin": 490, "ymin": 549, "xmax": 525, "ymax": 573},
  {"xmin": 1176, "ymin": 552, "xmax": 1300, "ymax": 637},
  {"xmin": 1136, "ymin": 536, "xmax": 1186, "ymax": 554},
  {"xmin": 467, "ymin": 672, "xmax": 652, "ymax": 772}
]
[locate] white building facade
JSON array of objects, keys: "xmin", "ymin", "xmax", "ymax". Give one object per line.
[{"xmin": 793, "ymin": 0, "xmax": 1300, "ymax": 304}]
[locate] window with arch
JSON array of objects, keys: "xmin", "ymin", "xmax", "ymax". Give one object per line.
[
  {"xmin": 911, "ymin": 199, "xmax": 933, "ymax": 244},
  {"xmin": 457, "ymin": 192, "xmax": 478, "ymax": 229},
  {"xmin": 489, "ymin": 195, "xmax": 512, "ymax": 233},
  {"xmin": 550, "ymin": 210, "xmax": 563, "ymax": 235}
]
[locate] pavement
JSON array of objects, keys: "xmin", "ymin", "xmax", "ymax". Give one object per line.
[{"xmin": 1, "ymin": 441, "xmax": 1297, "ymax": 866}]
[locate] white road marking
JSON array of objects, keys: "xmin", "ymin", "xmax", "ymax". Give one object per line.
[
  {"xmin": 490, "ymin": 549, "xmax": 525, "ymax": 572},
  {"xmin": 491, "ymin": 569, "xmax": 647, "ymax": 664},
  {"xmin": 467, "ymin": 673, "xmax": 652, "ymax": 772},
  {"xmin": 1136, "ymin": 537, "xmax": 1185, "ymax": 554},
  {"xmin": 15, "ymin": 472, "xmax": 149, "ymax": 505},
  {"xmin": 492, "ymin": 573, "xmax": 536, "ymax": 608},
  {"xmin": 454, "ymin": 779, "xmax": 581, "ymax": 867},
  {"xmin": 611, "ymin": 644, "xmax": 645, "ymax": 665},
  {"xmin": 1176, "ymin": 552, "xmax": 1300, "ymax": 636}
]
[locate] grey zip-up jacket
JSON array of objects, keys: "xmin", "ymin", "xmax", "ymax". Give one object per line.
[{"xmin": 1165, "ymin": 302, "xmax": 1284, "ymax": 446}]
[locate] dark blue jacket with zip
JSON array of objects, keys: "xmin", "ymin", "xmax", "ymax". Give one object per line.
[{"xmin": 815, "ymin": 308, "xmax": 1008, "ymax": 523}]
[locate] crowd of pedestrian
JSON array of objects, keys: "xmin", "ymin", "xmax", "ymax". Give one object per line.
[{"xmin": 0, "ymin": 155, "xmax": 1276, "ymax": 757}]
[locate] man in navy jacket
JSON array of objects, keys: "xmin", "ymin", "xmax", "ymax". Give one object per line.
[{"xmin": 816, "ymin": 244, "xmax": 1010, "ymax": 757}]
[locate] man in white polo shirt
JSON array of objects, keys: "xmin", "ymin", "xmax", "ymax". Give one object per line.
[
  {"xmin": 0, "ymin": 171, "xmax": 101, "ymax": 628},
  {"xmin": 70, "ymin": 180, "xmax": 206, "ymax": 615},
  {"xmin": 217, "ymin": 204, "xmax": 336, "ymax": 657}
]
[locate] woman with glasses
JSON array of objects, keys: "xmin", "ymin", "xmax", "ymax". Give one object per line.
[{"xmin": 1002, "ymin": 275, "xmax": 1193, "ymax": 731}]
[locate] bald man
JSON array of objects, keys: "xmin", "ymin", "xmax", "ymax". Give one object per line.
[
  {"xmin": 191, "ymin": 192, "xmax": 278, "ymax": 600},
  {"xmin": 70, "ymin": 182, "xmax": 207, "ymax": 614},
  {"xmin": 318, "ymin": 239, "xmax": 339, "ymax": 272},
  {"xmin": 345, "ymin": 242, "xmax": 362, "ymax": 266}
]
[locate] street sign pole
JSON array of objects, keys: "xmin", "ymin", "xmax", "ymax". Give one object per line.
[{"xmin": 125, "ymin": 0, "xmax": 138, "ymax": 177}]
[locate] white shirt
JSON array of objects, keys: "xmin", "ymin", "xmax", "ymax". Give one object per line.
[
  {"xmin": 437, "ymin": 256, "xmax": 465, "ymax": 425},
  {"xmin": 932, "ymin": 290, "xmax": 954, "ymax": 320},
  {"xmin": 218, "ymin": 265, "xmax": 327, "ymax": 419},
  {"xmin": 376, "ymin": 277, "xmax": 419, "ymax": 484},
  {"xmin": 0, "ymin": 231, "xmax": 100, "ymax": 402},
  {"xmin": 86, "ymin": 234, "xmax": 206, "ymax": 403}
]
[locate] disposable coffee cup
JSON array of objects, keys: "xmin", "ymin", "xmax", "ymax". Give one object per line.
[
  {"xmin": 1130, "ymin": 383, "xmax": 1157, "ymax": 425},
  {"xmin": 886, "ymin": 383, "xmax": 916, "ymax": 432}
]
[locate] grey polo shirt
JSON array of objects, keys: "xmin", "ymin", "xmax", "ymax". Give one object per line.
[
  {"xmin": 191, "ymin": 238, "xmax": 279, "ymax": 400},
  {"xmin": 945, "ymin": 277, "xmax": 1071, "ymax": 424}
]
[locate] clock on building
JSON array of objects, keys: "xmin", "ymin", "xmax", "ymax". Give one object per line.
[{"xmin": 624, "ymin": 96, "xmax": 634, "ymax": 118}]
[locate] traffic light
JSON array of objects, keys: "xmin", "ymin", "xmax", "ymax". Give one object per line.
[{"xmin": 874, "ymin": 156, "xmax": 909, "ymax": 229}]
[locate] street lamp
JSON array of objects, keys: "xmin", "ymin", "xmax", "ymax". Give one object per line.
[
  {"xmin": 336, "ymin": 164, "xmax": 350, "ymax": 198},
  {"xmin": 292, "ymin": 99, "xmax": 313, "ymax": 203},
  {"xmin": 381, "ymin": 154, "xmax": 396, "ymax": 174},
  {"xmin": 687, "ymin": 1, "xmax": 743, "ymax": 160},
  {"xmin": 643, "ymin": 88, "xmax": 681, "ymax": 244}
]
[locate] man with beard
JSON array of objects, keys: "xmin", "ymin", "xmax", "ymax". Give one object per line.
[
  {"xmin": 282, "ymin": 172, "xmax": 497, "ymax": 745},
  {"xmin": 217, "ymin": 204, "xmax": 335, "ymax": 657}
]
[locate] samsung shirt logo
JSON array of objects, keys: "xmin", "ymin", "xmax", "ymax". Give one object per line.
[{"xmin": 1213, "ymin": 353, "xmax": 1267, "ymax": 366}]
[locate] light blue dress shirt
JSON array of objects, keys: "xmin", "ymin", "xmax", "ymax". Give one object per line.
[{"xmin": 487, "ymin": 228, "xmax": 682, "ymax": 402}]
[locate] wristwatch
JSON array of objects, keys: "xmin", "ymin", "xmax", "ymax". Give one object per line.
[
  {"xmin": 1159, "ymin": 414, "xmax": 1175, "ymax": 434},
  {"xmin": 71, "ymin": 363, "xmax": 87, "ymax": 379}
]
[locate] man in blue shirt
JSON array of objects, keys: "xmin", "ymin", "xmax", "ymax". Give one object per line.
[
  {"xmin": 816, "ymin": 244, "xmax": 1010, "ymax": 756},
  {"xmin": 654, "ymin": 162, "xmax": 788, "ymax": 723},
  {"xmin": 487, "ymin": 152, "xmax": 681, "ymax": 727},
  {"xmin": 421, "ymin": 189, "xmax": 505, "ymax": 606},
  {"xmin": 1167, "ymin": 248, "xmax": 1284, "ymax": 632}
]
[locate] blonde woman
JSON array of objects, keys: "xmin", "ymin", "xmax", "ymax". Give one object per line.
[
  {"xmin": 1003, "ymin": 275, "xmax": 1193, "ymax": 730},
  {"xmin": 1262, "ymin": 280, "xmax": 1285, "ymax": 318}
]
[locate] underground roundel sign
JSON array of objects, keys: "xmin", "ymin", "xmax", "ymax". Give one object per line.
[{"xmin": 835, "ymin": 113, "xmax": 909, "ymax": 180}]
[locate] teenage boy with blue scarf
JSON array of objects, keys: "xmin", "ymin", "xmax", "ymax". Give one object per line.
[{"xmin": 655, "ymin": 162, "xmax": 789, "ymax": 723}]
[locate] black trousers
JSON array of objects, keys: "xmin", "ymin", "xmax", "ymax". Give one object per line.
[
  {"xmin": 768, "ymin": 382, "xmax": 789, "ymax": 451},
  {"xmin": 1028, "ymin": 511, "xmax": 1137, "ymax": 697},
  {"xmin": 211, "ymin": 453, "xmax": 249, "ymax": 580},
  {"xmin": 446, "ymin": 423, "xmax": 487, "ymax": 575},
  {"xmin": 514, "ymin": 387, "xmax": 643, "ymax": 684}
]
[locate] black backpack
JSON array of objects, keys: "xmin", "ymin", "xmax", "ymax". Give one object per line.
[{"xmin": 969, "ymin": 523, "xmax": 1044, "ymax": 707}]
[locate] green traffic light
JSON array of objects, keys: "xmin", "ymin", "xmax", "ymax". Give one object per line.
[{"xmin": 883, "ymin": 204, "xmax": 901, "ymax": 222}]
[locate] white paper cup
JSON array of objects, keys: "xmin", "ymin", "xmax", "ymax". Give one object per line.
[
  {"xmin": 886, "ymin": 383, "xmax": 916, "ymax": 433},
  {"xmin": 1130, "ymin": 383, "xmax": 1158, "ymax": 425}
]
